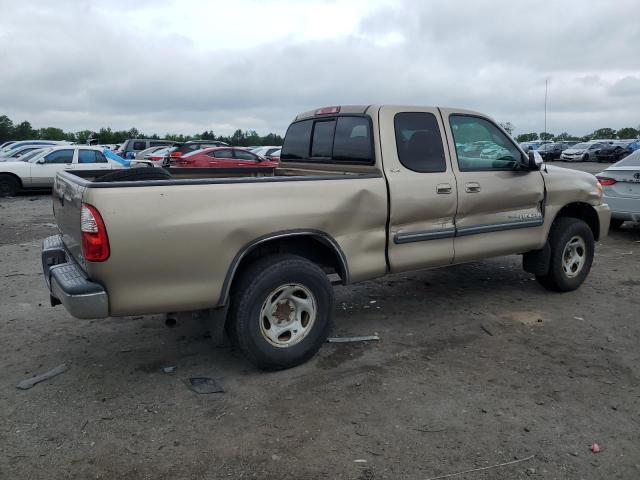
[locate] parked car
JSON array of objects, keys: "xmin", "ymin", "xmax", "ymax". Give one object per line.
[
  {"xmin": 0, "ymin": 140, "xmax": 68, "ymax": 157},
  {"xmin": 43, "ymin": 104, "xmax": 609, "ymax": 370},
  {"xmin": 596, "ymin": 151, "xmax": 640, "ymax": 228},
  {"xmin": 0, "ymin": 141, "xmax": 17, "ymax": 150},
  {"xmin": 168, "ymin": 140, "xmax": 231, "ymax": 160},
  {"xmin": 0, "ymin": 146, "xmax": 123, "ymax": 196},
  {"xmin": 117, "ymin": 139, "xmax": 176, "ymax": 159},
  {"xmin": 537, "ymin": 142, "xmax": 570, "ymax": 161},
  {"xmin": 266, "ymin": 148, "xmax": 281, "ymax": 162},
  {"xmin": 250, "ymin": 146, "xmax": 282, "ymax": 158},
  {"xmin": 171, "ymin": 147, "xmax": 278, "ymax": 169},
  {"xmin": 135, "ymin": 145, "xmax": 171, "ymax": 160},
  {"xmin": 596, "ymin": 142, "xmax": 631, "ymax": 163},
  {"xmin": 560, "ymin": 142, "xmax": 606, "ymax": 162},
  {"xmin": 0, "ymin": 144, "xmax": 46, "ymax": 160}
]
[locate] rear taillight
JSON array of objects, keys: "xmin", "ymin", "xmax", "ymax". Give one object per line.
[
  {"xmin": 170, "ymin": 151, "xmax": 183, "ymax": 158},
  {"xmin": 149, "ymin": 155, "xmax": 162, "ymax": 161},
  {"xmin": 596, "ymin": 176, "xmax": 616, "ymax": 186},
  {"xmin": 81, "ymin": 203, "xmax": 110, "ymax": 262}
]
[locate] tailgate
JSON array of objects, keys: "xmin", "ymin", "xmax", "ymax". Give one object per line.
[{"xmin": 52, "ymin": 172, "xmax": 87, "ymax": 268}]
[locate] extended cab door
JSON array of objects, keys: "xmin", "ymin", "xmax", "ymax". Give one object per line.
[
  {"xmin": 440, "ymin": 109, "xmax": 546, "ymax": 263},
  {"xmin": 380, "ymin": 106, "xmax": 458, "ymax": 272}
]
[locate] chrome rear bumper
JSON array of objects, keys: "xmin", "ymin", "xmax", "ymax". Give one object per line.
[{"xmin": 42, "ymin": 235, "xmax": 109, "ymax": 319}]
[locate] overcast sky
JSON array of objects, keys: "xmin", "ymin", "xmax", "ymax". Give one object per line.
[{"xmin": 1, "ymin": 0, "xmax": 639, "ymax": 137}]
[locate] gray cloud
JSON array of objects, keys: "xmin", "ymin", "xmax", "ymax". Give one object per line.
[{"xmin": 0, "ymin": 0, "xmax": 638, "ymax": 137}]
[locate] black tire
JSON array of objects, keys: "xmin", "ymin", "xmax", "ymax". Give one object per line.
[
  {"xmin": 229, "ymin": 254, "xmax": 334, "ymax": 370},
  {"xmin": 536, "ymin": 217, "xmax": 594, "ymax": 292},
  {"xmin": 582, "ymin": 153, "xmax": 589, "ymax": 162},
  {"xmin": 610, "ymin": 218, "xmax": 624, "ymax": 229},
  {"xmin": 93, "ymin": 166, "xmax": 172, "ymax": 183},
  {"xmin": 0, "ymin": 174, "xmax": 21, "ymax": 197}
]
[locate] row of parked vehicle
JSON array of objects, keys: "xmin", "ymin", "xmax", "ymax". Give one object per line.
[
  {"xmin": 0, "ymin": 138, "xmax": 283, "ymax": 196},
  {"xmin": 520, "ymin": 139, "xmax": 639, "ymax": 163}
]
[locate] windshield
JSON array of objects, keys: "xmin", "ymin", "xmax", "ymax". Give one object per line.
[
  {"xmin": 613, "ymin": 150, "xmax": 640, "ymax": 167},
  {"xmin": 573, "ymin": 143, "xmax": 589, "ymax": 149}
]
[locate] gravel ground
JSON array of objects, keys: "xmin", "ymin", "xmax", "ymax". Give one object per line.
[{"xmin": 1, "ymin": 163, "xmax": 639, "ymax": 479}]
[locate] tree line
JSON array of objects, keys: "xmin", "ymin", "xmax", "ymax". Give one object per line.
[
  {"xmin": 499, "ymin": 122, "xmax": 639, "ymax": 143},
  {"xmin": 0, "ymin": 115, "xmax": 283, "ymax": 146}
]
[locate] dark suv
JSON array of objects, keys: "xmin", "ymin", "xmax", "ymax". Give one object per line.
[{"xmin": 537, "ymin": 142, "xmax": 571, "ymax": 161}]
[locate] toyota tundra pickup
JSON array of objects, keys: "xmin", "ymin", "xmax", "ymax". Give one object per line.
[{"xmin": 42, "ymin": 105, "xmax": 610, "ymax": 369}]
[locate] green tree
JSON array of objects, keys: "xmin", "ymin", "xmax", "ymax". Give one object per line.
[
  {"xmin": 38, "ymin": 127, "xmax": 67, "ymax": 140},
  {"xmin": 539, "ymin": 132, "xmax": 554, "ymax": 141},
  {"xmin": 75, "ymin": 130, "xmax": 95, "ymax": 144},
  {"xmin": 515, "ymin": 133, "xmax": 539, "ymax": 142},
  {"xmin": 14, "ymin": 121, "xmax": 36, "ymax": 139},
  {"xmin": 616, "ymin": 127, "xmax": 639, "ymax": 139},
  {"xmin": 0, "ymin": 115, "xmax": 14, "ymax": 142},
  {"xmin": 589, "ymin": 128, "xmax": 617, "ymax": 139},
  {"xmin": 499, "ymin": 122, "xmax": 514, "ymax": 135}
]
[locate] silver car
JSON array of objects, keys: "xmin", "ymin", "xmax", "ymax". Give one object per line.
[
  {"xmin": 561, "ymin": 142, "xmax": 606, "ymax": 162},
  {"xmin": 597, "ymin": 151, "xmax": 640, "ymax": 228}
]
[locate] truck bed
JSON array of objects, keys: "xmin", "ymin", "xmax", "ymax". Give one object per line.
[{"xmin": 51, "ymin": 165, "xmax": 388, "ymax": 316}]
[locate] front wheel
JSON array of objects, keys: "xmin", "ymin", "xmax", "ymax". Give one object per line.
[
  {"xmin": 0, "ymin": 174, "xmax": 20, "ymax": 197},
  {"xmin": 536, "ymin": 217, "xmax": 594, "ymax": 292},
  {"xmin": 582, "ymin": 153, "xmax": 590, "ymax": 162},
  {"xmin": 229, "ymin": 254, "xmax": 334, "ymax": 370}
]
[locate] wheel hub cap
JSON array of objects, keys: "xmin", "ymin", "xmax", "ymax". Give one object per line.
[
  {"xmin": 259, "ymin": 283, "xmax": 317, "ymax": 348},
  {"xmin": 562, "ymin": 235, "xmax": 586, "ymax": 278}
]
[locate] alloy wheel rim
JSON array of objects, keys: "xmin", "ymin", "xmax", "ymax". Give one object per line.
[{"xmin": 259, "ymin": 283, "xmax": 316, "ymax": 348}]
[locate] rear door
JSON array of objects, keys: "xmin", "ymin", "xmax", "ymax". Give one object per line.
[
  {"xmin": 30, "ymin": 148, "xmax": 75, "ymax": 186},
  {"xmin": 233, "ymin": 149, "xmax": 263, "ymax": 166},
  {"xmin": 440, "ymin": 109, "xmax": 546, "ymax": 263},
  {"xmin": 74, "ymin": 149, "xmax": 112, "ymax": 171},
  {"xmin": 380, "ymin": 106, "xmax": 458, "ymax": 272}
]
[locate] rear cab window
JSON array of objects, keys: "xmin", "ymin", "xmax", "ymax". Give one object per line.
[
  {"xmin": 281, "ymin": 115, "xmax": 373, "ymax": 164},
  {"xmin": 394, "ymin": 112, "xmax": 446, "ymax": 172}
]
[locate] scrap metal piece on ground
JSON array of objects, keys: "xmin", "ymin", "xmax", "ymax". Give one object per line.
[
  {"xmin": 187, "ymin": 377, "xmax": 224, "ymax": 394},
  {"xmin": 327, "ymin": 335, "xmax": 380, "ymax": 343},
  {"xmin": 16, "ymin": 364, "xmax": 68, "ymax": 390},
  {"xmin": 162, "ymin": 366, "xmax": 177, "ymax": 374}
]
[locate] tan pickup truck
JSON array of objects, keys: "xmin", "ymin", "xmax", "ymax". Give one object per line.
[{"xmin": 42, "ymin": 105, "xmax": 610, "ymax": 369}]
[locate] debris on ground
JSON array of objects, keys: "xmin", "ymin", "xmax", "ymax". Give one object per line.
[
  {"xmin": 424, "ymin": 454, "xmax": 535, "ymax": 480},
  {"xmin": 162, "ymin": 366, "xmax": 177, "ymax": 374},
  {"xmin": 16, "ymin": 364, "xmax": 68, "ymax": 390},
  {"xmin": 327, "ymin": 335, "xmax": 380, "ymax": 343},
  {"xmin": 590, "ymin": 443, "xmax": 601, "ymax": 453},
  {"xmin": 480, "ymin": 324, "xmax": 495, "ymax": 336},
  {"xmin": 186, "ymin": 377, "xmax": 224, "ymax": 394},
  {"xmin": 354, "ymin": 459, "xmax": 367, "ymax": 463}
]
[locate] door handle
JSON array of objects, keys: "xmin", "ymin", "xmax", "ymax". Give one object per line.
[
  {"xmin": 436, "ymin": 183, "xmax": 452, "ymax": 194},
  {"xmin": 465, "ymin": 182, "xmax": 481, "ymax": 193}
]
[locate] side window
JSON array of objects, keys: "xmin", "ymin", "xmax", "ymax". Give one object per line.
[
  {"xmin": 78, "ymin": 150, "xmax": 97, "ymax": 163},
  {"xmin": 332, "ymin": 116, "xmax": 372, "ymax": 163},
  {"xmin": 44, "ymin": 149, "xmax": 74, "ymax": 164},
  {"xmin": 311, "ymin": 120, "xmax": 336, "ymax": 158},
  {"xmin": 212, "ymin": 149, "xmax": 233, "ymax": 159},
  {"xmin": 234, "ymin": 150, "xmax": 259, "ymax": 161},
  {"xmin": 449, "ymin": 115, "xmax": 522, "ymax": 171},
  {"xmin": 394, "ymin": 112, "xmax": 446, "ymax": 173},
  {"xmin": 95, "ymin": 151, "xmax": 108, "ymax": 163},
  {"xmin": 132, "ymin": 141, "xmax": 146, "ymax": 150},
  {"xmin": 281, "ymin": 120, "xmax": 313, "ymax": 160}
]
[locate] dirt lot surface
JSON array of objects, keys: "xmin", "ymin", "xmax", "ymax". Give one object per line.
[{"xmin": 1, "ymin": 163, "xmax": 639, "ymax": 479}]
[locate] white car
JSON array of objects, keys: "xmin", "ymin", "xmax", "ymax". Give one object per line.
[
  {"xmin": 560, "ymin": 142, "xmax": 606, "ymax": 162},
  {"xmin": 251, "ymin": 146, "xmax": 282, "ymax": 158},
  {"xmin": 0, "ymin": 146, "xmax": 124, "ymax": 196},
  {"xmin": 596, "ymin": 151, "xmax": 640, "ymax": 228}
]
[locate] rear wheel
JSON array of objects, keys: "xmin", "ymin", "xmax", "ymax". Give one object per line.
[
  {"xmin": 610, "ymin": 218, "xmax": 624, "ymax": 229},
  {"xmin": 0, "ymin": 174, "xmax": 20, "ymax": 197},
  {"xmin": 536, "ymin": 217, "xmax": 594, "ymax": 292},
  {"xmin": 229, "ymin": 254, "xmax": 334, "ymax": 370}
]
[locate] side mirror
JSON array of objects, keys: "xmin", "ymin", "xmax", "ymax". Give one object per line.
[
  {"xmin": 527, "ymin": 150, "xmax": 541, "ymax": 170},
  {"xmin": 36, "ymin": 157, "xmax": 46, "ymax": 164}
]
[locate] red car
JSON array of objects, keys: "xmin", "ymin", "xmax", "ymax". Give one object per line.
[{"xmin": 170, "ymin": 147, "xmax": 279, "ymax": 169}]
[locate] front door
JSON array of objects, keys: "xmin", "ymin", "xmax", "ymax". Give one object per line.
[
  {"xmin": 380, "ymin": 106, "xmax": 458, "ymax": 272},
  {"xmin": 440, "ymin": 110, "xmax": 546, "ymax": 263},
  {"xmin": 30, "ymin": 148, "xmax": 75, "ymax": 187}
]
